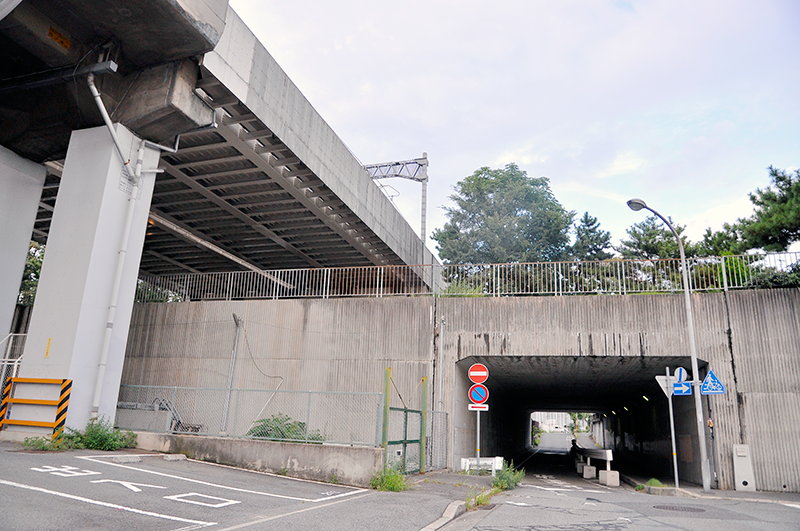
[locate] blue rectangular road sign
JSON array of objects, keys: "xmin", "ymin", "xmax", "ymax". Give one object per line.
[{"xmin": 673, "ymin": 382, "xmax": 692, "ymax": 396}]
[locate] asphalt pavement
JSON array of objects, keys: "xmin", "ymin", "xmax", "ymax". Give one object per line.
[{"xmin": 1, "ymin": 439, "xmax": 799, "ymax": 530}]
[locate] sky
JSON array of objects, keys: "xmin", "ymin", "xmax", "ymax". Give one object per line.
[{"xmin": 229, "ymin": 0, "xmax": 799, "ymax": 256}]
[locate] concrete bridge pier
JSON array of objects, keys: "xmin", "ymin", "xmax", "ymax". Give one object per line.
[
  {"xmin": 11, "ymin": 124, "xmax": 160, "ymax": 434},
  {"xmin": 0, "ymin": 147, "xmax": 45, "ymax": 339}
]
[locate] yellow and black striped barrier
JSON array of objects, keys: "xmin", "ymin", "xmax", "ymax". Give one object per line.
[
  {"xmin": 0, "ymin": 377, "xmax": 12, "ymax": 425},
  {"xmin": 0, "ymin": 378, "xmax": 73, "ymax": 440}
]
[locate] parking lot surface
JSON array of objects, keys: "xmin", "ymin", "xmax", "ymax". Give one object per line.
[{"xmin": 0, "ymin": 442, "xmax": 454, "ymax": 531}]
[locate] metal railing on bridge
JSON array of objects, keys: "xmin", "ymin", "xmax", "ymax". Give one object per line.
[{"xmin": 135, "ymin": 252, "xmax": 799, "ymax": 303}]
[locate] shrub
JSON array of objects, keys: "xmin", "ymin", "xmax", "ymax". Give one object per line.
[
  {"xmin": 646, "ymin": 478, "xmax": 666, "ymax": 487},
  {"xmin": 745, "ymin": 263, "xmax": 800, "ymax": 289},
  {"xmin": 76, "ymin": 417, "xmax": 137, "ymax": 451},
  {"xmin": 370, "ymin": 465, "xmax": 408, "ymax": 491},
  {"xmin": 21, "ymin": 417, "xmax": 136, "ymax": 452},
  {"xmin": 247, "ymin": 413, "xmax": 324, "ymax": 442},
  {"xmin": 492, "ymin": 460, "xmax": 525, "ymax": 490}
]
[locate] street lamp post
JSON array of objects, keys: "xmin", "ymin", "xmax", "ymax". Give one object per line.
[{"xmin": 627, "ymin": 198, "xmax": 711, "ymax": 492}]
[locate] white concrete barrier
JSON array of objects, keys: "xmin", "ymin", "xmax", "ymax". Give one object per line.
[{"xmin": 599, "ymin": 470, "xmax": 619, "ymax": 486}]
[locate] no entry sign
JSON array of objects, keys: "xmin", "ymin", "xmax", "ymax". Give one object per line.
[
  {"xmin": 468, "ymin": 363, "xmax": 488, "ymax": 384},
  {"xmin": 469, "ymin": 383, "xmax": 489, "ymax": 404}
]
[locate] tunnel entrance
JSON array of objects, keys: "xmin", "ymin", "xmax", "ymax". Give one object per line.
[{"xmin": 456, "ymin": 355, "xmax": 708, "ymax": 483}]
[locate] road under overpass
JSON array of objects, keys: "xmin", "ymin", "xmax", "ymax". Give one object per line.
[{"xmin": 457, "ymin": 354, "xmax": 704, "ymax": 479}]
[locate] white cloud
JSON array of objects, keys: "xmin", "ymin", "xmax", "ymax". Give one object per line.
[{"xmin": 230, "ymin": 0, "xmax": 800, "ymax": 256}]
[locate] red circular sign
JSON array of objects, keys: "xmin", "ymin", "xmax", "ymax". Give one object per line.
[
  {"xmin": 469, "ymin": 383, "xmax": 489, "ymax": 404},
  {"xmin": 468, "ymin": 363, "xmax": 489, "ymax": 384}
]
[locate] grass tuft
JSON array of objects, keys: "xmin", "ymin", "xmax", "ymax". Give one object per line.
[
  {"xmin": 21, "ymin": 416, "xmax": 136, "ymax": 452},
  {"xmin": 370, "ymin": 465, "xmax": 409, "ymax": 491},
  {"xmin": 491, "ymin": 460, "xmax": 525, "ymax": 490}
]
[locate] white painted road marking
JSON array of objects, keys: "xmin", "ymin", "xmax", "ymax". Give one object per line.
[
  {"xmin": 90, "ymin": 479, "xmax": 167, "ymax": 492},
  {"xmin": 213, "ymin": 492, "xmax": 373, "ymax": 531},
  {"xmin": 783, "ymin": 503, "xmax": 800, "ymax": 510},
  {"xmin": 77, "ymin": 455, "xmax": 367, "ymax": 503},
  {"xmin": 30, "ymin": 465, "xmax": 102, "ymax": 477},
  {"xmin": 165, "ymin": 492, "xmax": 241, "ymax": 508},
  {"xmin": 0, "ymin": 478, "xmax": 215, "ymax": 528}
]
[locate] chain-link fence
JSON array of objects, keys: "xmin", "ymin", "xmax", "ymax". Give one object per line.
[
  {"xmin": 1, "ymin": 334, "xmax": 25, "ymax": 385},
  {"xmin": 427, "ymin": 410, "xmax": 448, "ymax": 471},
  {"xmin": 116, "ymin": 385, "xmax": 383, "ymax": 446}
]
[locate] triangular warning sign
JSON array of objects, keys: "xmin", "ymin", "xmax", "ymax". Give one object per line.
[{"xmin": 701, "ymin": 369, "xmax": 725, "ymax": 395}]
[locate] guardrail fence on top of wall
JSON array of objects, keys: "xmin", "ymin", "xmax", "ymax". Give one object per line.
[{"xmin": 135, "ymin": 252, "xmax": 799, "ymax": 303}]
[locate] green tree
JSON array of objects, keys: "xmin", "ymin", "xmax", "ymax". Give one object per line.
[
  {"xmin": 18, "ymin": 241, "xmax": 44, "ymax": 306},
  {"xmin": 431, "ymin": 163, "xmax": 574, "ymax": 264},
  {"xmin": 616, "ymin": 216, "xmax": 696, "ymax": 260},
  {"xmin": 739, "ymin": 166, "xmax": 800, "ymax": 251},
  {"xmin": 697, "ymin": 223, "xmax": 746, "ymax": 256},
  {"xmin": 570, "ymin": 212, "xmax": 613, "ymax": 261}
]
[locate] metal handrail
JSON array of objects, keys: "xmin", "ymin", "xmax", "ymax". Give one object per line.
[{"xmin": 134, "ymin": 252, "xmax": 799, "ymax": 303}]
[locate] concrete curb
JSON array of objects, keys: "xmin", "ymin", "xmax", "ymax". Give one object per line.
[
  {"xmin": 619, "ymin": 473, "xmax": 697, "ymax": 498},
  {"xmin": 419, "ymin": 500, "xmax": 466, "ymax": 531}
]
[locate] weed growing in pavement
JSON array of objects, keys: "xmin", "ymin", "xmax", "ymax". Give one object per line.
[
  {"xmin": 21, "ymin": 417, "xmax": 135, "ymax": 452},
  {"xmin": 491, "ymin": 460, "xmax": 525, "ymax": 490},
  {"xmin": 466, "ymin": 486, "xmax": 501, "ymax": 510},
  {"xmin": 635, "ymin": 484, "xmax": 645, "ymax": 491},
  {"xmin": 370, "ymin": 465, "xmax": 408, "ymax": 491},
  {"xmin": 20, "ymin": 428, "xmax": 80, "ymax": 451},
  {"xmin": 78, "ymin": 416, "xmax": 137, "ymax": 451}
]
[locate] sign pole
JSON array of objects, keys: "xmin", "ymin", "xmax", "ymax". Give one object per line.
[
  {"xmin": 468, "ymin": 363, "xmax": 489, "ymax": 461},
  {"xmin": 667, "ymin": 367, "xmax": 680, "ymax": 489},
  {"xmin": 476, "ymin": 410, "xmax": 480, "ymax": 460}
]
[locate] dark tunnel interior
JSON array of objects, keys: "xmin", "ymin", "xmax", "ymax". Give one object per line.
[{"xmin": 459, "ymin": 355, "xmax": 709, "ymax": 481}]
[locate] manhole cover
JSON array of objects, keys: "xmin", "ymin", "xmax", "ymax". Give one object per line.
[{"xmin": 653, "ymin": 505, "xmax": 706, "ymax": 513}]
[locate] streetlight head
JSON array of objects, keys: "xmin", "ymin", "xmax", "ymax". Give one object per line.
[{"xmin": 627, "ymin": 198, "xmax": 647, "ymax": 212}]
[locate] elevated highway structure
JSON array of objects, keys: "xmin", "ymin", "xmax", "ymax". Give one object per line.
[{"xmin": 0, "ymin": 1, "xmax": 432, "ymax": 431}]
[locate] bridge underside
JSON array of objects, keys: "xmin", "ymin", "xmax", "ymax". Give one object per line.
[{"xmin": 31, "ymin": 65, "xmax": 412, "ymax": 274}]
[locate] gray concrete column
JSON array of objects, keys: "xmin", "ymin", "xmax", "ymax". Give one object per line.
[
  {"xmin": 15, "ymin": 124, "xmax": 160, "ymax": 432},
  {"xmin": 0, "ymin": 146, "xmax": 45, "ymax": 340}
]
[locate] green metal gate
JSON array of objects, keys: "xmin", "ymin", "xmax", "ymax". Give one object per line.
[{"xmin": 387, "ymin": 406, "xmax": 422, "ymax": 473}]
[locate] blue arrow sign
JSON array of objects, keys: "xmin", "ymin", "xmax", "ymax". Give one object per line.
[
  {"xmin": 701, "ymin": 370, "xmax": 725, "ymax": 395},
  {"xmin": 673, "ymin": 382, "xmax": 692, "ymax": 396}
]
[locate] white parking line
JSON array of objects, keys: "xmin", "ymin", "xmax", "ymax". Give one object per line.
[
  {"xmin": 0, "ymin": 478, "xmax": 216, "ymax": 528},
  {"xmin": 213, "ymin": 492, "xmax": 372, "ymax": 531},
  {"xmin": 76, "ymin": 455, "xmax": 367, "ymax": 502},
  {"xmin": 165, "ymin": 493, "xmax": 241, "ymax": 508}
]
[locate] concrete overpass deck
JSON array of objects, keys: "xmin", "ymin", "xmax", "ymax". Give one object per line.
[{"xmin": 7, "ymin": 2, "xmax": 432, "ymax": 275}]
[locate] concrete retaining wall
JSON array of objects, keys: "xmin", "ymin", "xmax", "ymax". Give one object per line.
[
  {"xmin": 124, "ymin": 288, "xmax": 800, "ymax": 491},
  {"xmin": 135, "ymin": 431, "xmax": 382, "ymax": 487}
]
